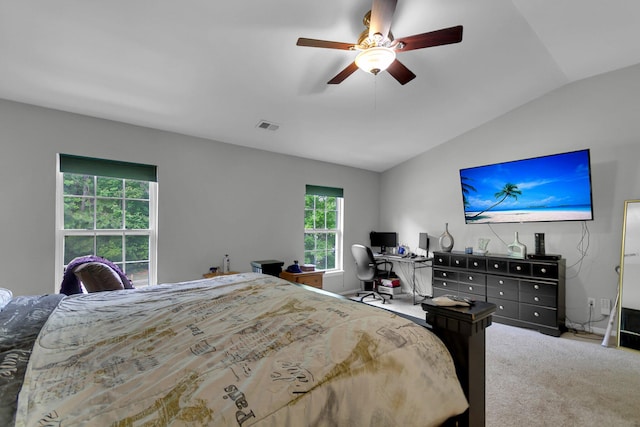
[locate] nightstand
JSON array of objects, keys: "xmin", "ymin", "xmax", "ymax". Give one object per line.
[{"xmin": 279, "ymin": 270, "xmax": 324, "ymax": 289}]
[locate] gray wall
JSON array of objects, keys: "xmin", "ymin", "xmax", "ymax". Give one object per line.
[
  {"xmin": 380, "ymin": 63, "xmax": 640, "ymax": 333},
  {"xmin": 0, "ymin": 99, "xmax": 379, "ymax": 296},
  {"xmin": 3, "ymin": 62, "xmax": 639, "ymax": 334}
]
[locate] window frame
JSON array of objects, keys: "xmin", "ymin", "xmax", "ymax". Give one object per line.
[
  {"xmin": 304, "ymin": 186, "xmax": 344, "ymax": 272},
  {"xmin": 54, "ymin": 155, "xmax": 158, "ymax": 291}
]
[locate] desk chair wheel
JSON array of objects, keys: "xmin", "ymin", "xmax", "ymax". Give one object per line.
[{"xmin": 356, "ymin": 279, "xmax": 391, "ymax": 304}]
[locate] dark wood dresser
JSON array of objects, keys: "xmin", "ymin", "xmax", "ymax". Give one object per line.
[{"xmin": 432, "ymin": 251, "xmax": 566, "ymax": 336}]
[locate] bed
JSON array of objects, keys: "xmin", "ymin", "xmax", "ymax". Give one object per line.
[{"xmin": 1, "ymin": 272, "xmax": 475, "ymax": 426}]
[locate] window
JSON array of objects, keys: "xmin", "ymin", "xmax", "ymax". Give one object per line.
[
  {"xmin": 304, "ymin": 185, "xmax": 343, "ymax": 271},
  {"xmin": 55, "ymin": 154, "xmax": 158, "ymax": 290}
]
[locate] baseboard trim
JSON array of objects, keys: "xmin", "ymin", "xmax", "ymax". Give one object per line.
[{"xmin": 565, "ymin": 321, "xmax": 611, "ymax": 337}]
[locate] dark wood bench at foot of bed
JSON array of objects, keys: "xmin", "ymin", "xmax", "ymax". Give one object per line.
[{"xmin": 422, "ymin": 300, "xmax": 496, "ymax": 427}]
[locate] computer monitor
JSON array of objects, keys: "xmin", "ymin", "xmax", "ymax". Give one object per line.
[
  {"xmin": 419, "ymin": 233, "xmax": 429, "ymax": 253},
  {"xmin": 370, "ymin": 232, "xmax": 398, "ymax": 254}
]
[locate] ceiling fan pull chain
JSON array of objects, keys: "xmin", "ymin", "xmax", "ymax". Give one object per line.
[{"xmin": 374, "ymin": 76, "xmax": 378, "ymax": 111}]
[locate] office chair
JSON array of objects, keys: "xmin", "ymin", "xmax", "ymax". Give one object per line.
[{"xmin": 351, "ymin": 244, "xmax": 395, "ymax": 304}]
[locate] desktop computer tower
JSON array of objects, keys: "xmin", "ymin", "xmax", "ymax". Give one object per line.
[{"xmin": 419, "ymin": 233, "xmax": 429, "ymax": 254}]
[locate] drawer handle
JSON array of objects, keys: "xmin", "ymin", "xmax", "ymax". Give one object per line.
[
  {"xmin": 473, "ymin": 262, "xmax": 479, "ymax": 267},
  {"xmin": 442, "ymin": 272, "xmax": 447, "ymax": 277},
  {"xmin": 468, "ymin": 286, "xmax": 473, "ymax": 291},
  {"xmin": 534, "ymin": 296, "xmax": 540, "ymax": 302},
  {"xmin": 534, "ymin": 284, "xmax": 540, "ymax": 290},
  {"xmin": 455, "ymin": 260, "xmax": 460, "ymax": 265},
  {"xmin": 438, "ymin": 258, "xmax": 443, "ymax": 263},
  {"xmin": 499, "ymin": 291, "xmax": 504, "ymax": 296},
  {"xmin": 534, "ymin": 312, "xmax": 540, "ymax": 317},
  {"xmin": 499, "ymin": 280, "xmax": 504, "ymax": 285},
  {"xmin": 516, "ymin": 265, "xmax": 522, "ymax": 271},
  {"xmin": 442, "ymin": 282, "xmax": 448, "ymax": 287},
  {"xmin": 494, "ymin": 263, "xmax": 499, "ymax": 269},
  {"xmin": 541, "ymin": 268, "xmax": 547, "ymax": 274},
  {"xmin": 468, "ymin": 276, "xmax": 473, "ymax": 281},
  {"xmin": 499, "ymin": 305, "xmax": 504, "ymax": 310}
]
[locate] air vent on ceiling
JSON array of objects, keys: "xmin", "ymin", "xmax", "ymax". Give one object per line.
[{"xmin": 256, "ymin": 120, "xmax": 280, "ymax": 131}]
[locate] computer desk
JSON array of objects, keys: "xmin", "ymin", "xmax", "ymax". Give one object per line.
[{"xmin": 374, "ymin": 254, "xmax": 433, "ymax": 305}]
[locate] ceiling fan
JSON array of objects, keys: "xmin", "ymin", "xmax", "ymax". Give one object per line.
[{"xmin": 296, "ymin": 0, "xmax": 462, "ymax": 85}]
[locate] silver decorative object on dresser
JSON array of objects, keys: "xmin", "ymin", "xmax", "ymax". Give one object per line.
[
  {"xmin": 507, "ymin": 231, "xmax": 527, "ymax": 259},
  {"xmin": 438, "ymin": 223, "xmax": 454, "ymax": 252}
]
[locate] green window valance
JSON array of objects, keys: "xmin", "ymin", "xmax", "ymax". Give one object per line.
[
  {"xmin": 59, "ymin": 154, "xmax": 157, "ymax": 182},
  {"xmin": 305, "ymin": 185, "xmax": 343, "ymax": 198}
]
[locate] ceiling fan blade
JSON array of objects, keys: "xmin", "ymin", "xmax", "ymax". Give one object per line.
[
  {"xmin": 328, "ymin": 62, "xmax": 359, "ymax": 84},
  {"xmin": 369, "ymin": 0, "xmax": 397, "ymax": 40},
  {"xmin": 396, "ymin": 25, "xmax": 463, "ymax": 52},
  {"xmin": 386, "ymin": 59, "xmax": 416, "ymax": 85},
  {"xmin": 296, "ymin": 38, "xmax": 355, "ymax": 51}
]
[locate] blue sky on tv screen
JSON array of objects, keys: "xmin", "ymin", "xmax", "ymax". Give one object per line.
[{"xmin": 460, "ymin": 150, "xmax": 592, "ymax": 212}]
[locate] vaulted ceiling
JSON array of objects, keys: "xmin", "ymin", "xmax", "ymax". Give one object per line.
[{"xmin": 1, "ymin": 1, "xmax": 639, "ymax": 172}]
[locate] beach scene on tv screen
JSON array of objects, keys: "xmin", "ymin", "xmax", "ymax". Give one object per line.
[{"xmin": 460, "ymin": 150, "xmax": 593, "ymax": 224}]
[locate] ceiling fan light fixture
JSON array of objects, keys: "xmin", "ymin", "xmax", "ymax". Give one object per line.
[{"xmin": 355, "ymin": 47, "xmax": 396, "ymax": 75}]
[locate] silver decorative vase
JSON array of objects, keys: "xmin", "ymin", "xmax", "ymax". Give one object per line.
[
  {"xmin": 507, "ymin": 231, "xmax": 526, "ymax": 259},
  {"xmin": 438, "ymin": 223, "xmax": 454, "ymax": 252}
]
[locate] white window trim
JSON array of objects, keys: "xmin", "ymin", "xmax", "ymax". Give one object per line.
[
  {"xmin": 304, "ymin": 197, "xmax": 343, "ymax": 272},
  {"xmin": 54, "ymin": 159, "xmax": 158, "ymax": 292}
]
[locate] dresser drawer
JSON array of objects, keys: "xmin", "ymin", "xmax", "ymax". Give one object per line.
[
  {"xmin": 468, "ymin": 257, "xmax": 487, "ymax": 271},
  {"xmin": 488, "ymin": 258, "xmax": 508, "ymax": 273},
  {"xmin": 520, "ymin": 292, "xmax": 555, "ymax": 307},
  {"xmin": 433, "ymin": 269, "xmax": 458, "ymax": 281},
  {"xmin": 433, "ymin": 278, "xmax": 458, "ymax": 292},
  {"xmin": 531, "ymin": 263, "xmax": 559, "ymax": 280},
  {"xmin": 519, "ymin": 280, "xmax": 556, "ymax": 297},
  {"xmin": 488, "ymin": 297, "xmax": 518, "ymax": 319},
  {"xmin": 433, "ymin": 254, "xmax": 451, "ymax": 266},
  {"xmin": 459, "ymin": 283, "xmax": 485, "ymax": 297},
  {"xmin": 509, "ymin": 261, "xmax": 531, "ymax": 276},
  {"xmin": 301, "ymin": 274, "xmax": 323, "ymax": 289},
  {"xmin": 487, "ymin": 283, "xmax": 518, "ymax": 300},
  {"xmin": 279, "ymin": 271, "xmax": 323, "ymax": 289},
  {"xmin": 486, "ymin": 275, "xmax": 518, "ymax": 288},
  {"xmin": 458, "ymin": 271, "xmax": 485, "ymax": 285},
  {"xmin": 519, "ymin": 303, "xmax": 557, "ymax": 327},
  {"xmin": 451, "ymin": 255, "xmax": 468, "ymax": 269}
]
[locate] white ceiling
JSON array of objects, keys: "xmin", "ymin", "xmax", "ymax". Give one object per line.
[{"xmin": 1, "ymin": 1, "xmax": 639, "ymax": 172}]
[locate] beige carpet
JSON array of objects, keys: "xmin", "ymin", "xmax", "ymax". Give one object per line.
[{"xmin": 349, "ymin": 292, "xmax": 640, "ymax": 427}]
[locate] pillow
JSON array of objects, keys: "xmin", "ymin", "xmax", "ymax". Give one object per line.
[
  {"xmin": 0, "ymin": 288, "xmax": 12, "ymax": 309},
  {"xmin": 73, "ymin": 262, "xmax": 125, "ymax": 293}
]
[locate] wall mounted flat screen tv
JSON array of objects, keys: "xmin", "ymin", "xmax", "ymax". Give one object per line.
[{"xmin": 459, "ymin": 149, "xmax": 594, "ymax": 224}]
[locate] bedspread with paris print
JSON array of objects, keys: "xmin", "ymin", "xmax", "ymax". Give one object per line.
[{"xmin": 15, "ymin": 273, "xmax": 467, "ymax": 426}]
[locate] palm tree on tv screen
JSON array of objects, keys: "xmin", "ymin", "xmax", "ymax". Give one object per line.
[
  {"xmin": 467, "ymin": 183, "xmax": 522, "ymax": 219},
  {"xmin": 460, "ymin": 176, "xmax": 476, "ymax": 209}
]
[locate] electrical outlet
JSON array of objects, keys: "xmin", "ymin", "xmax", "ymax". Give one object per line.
[
  {"xmin": 601, "ymin": 298, "xmax": 611, "ymax": 316},
  {"xmin": 588, "ymin": 297, "xmax": 596, "ymax": 308}
]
